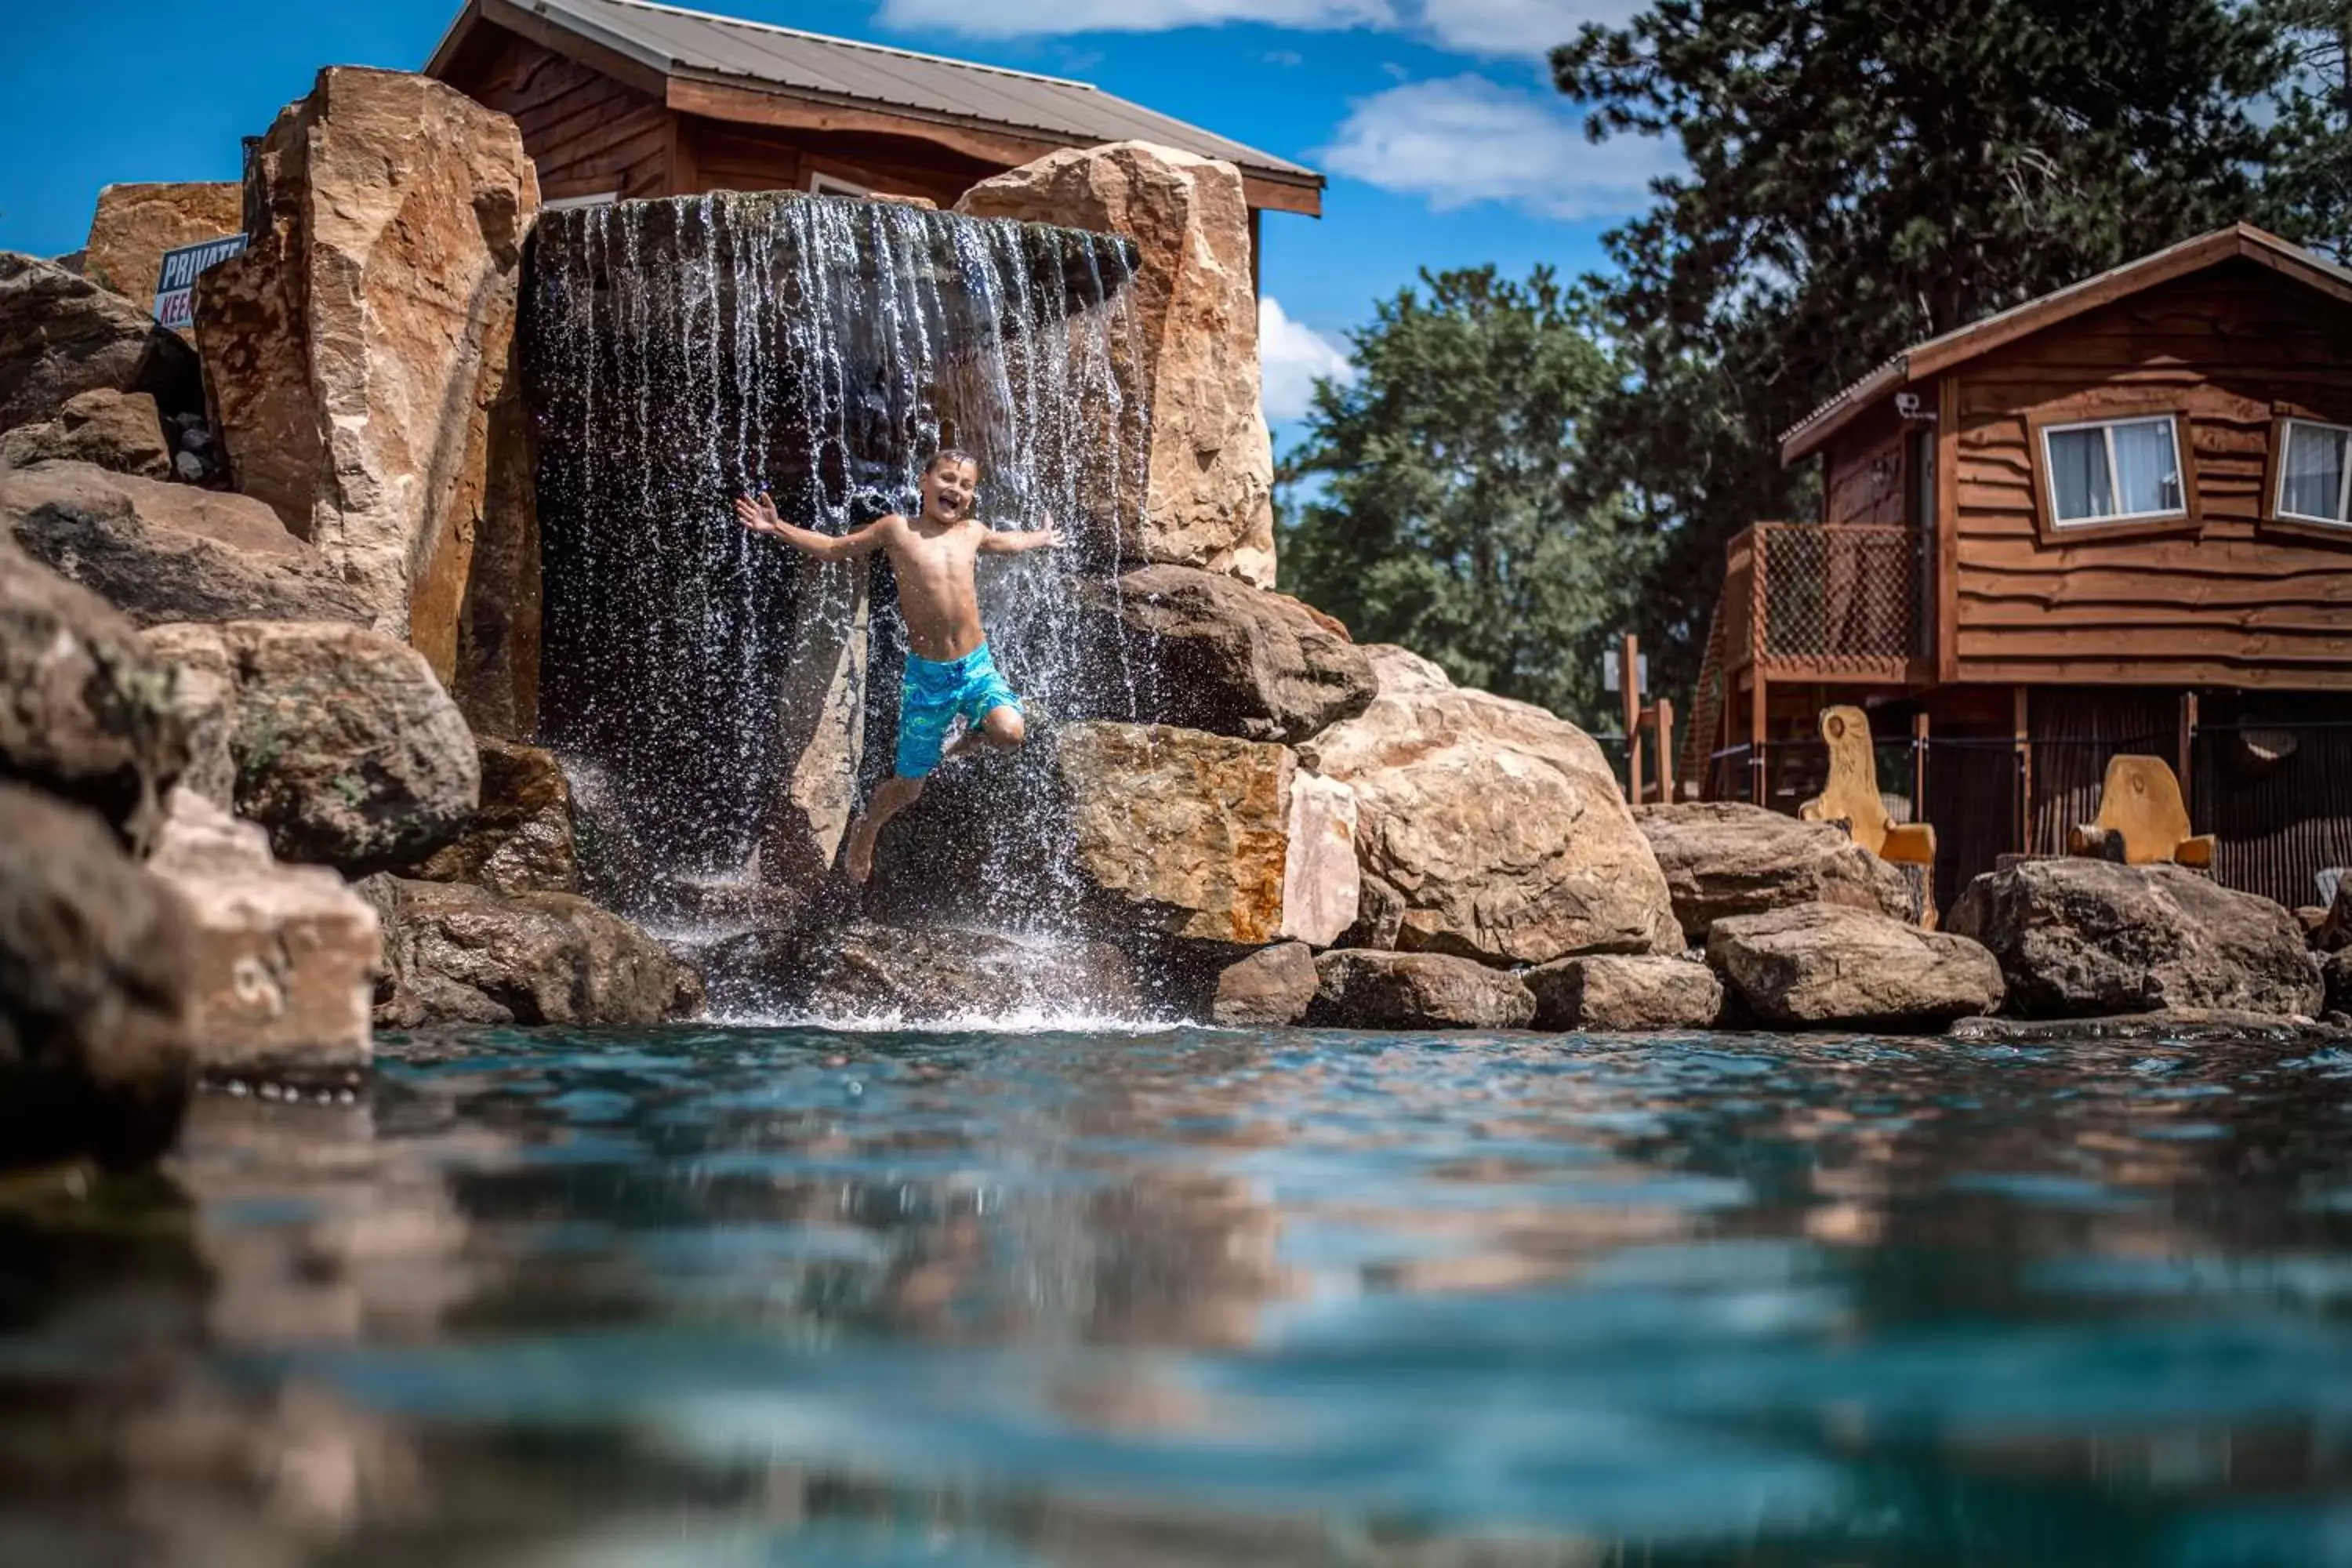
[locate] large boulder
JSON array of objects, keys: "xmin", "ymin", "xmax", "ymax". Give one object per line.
[
  {"xmin": 1636, "ymin": 801, "xmax": 1918, "ymax": 944},
  {"xmin": 82, "ymin": 181, "xmax": 245, "ymax": 302},
  {"xmin": 753, "ymin": 559, "xmax": 869, "ymax": 900},
  {"xmin": 1, "ymin": 389, "xmax": 171, "ymax": 477},
  {"xmin": 1209, "ymin": 942, "xmax": 1319, "ymax": 1029},
  {"xmin": 193, "ymin": 67, "xmax": 539, "ymax": 665},
  {"xmin": 0, "ymin": 783, "xmax": 194, "ymax": 1170},
  {"xmin": 0, "ymin": 252, "xmax": 202, "ymax": 433},
  {"xmin": 873, "ymin": 720, "xmax": 1359, "ymax": 949},
  {"xmin": 0, "ymin": 540, "xmax": 187, "ymax": 848},
  {"xmin": 359, "ymin": 876, "xmax": 702, "ymax": 1030},
  {"xmin": 1299, "ymin": 645, "xmax": 1677, "ymax": 965},
  {"xmin": 1308, "ymin": 949, "xmax": 1537, "ymax": 1030},
  {"xmin": 1078, "ymin": 564, "xmax": 1375, "ymax": 742},
  {"xmin": 146, "ymin": 789, "xmax": 379, "ymax": 1085},
  {"xmin": 1707, "ymin": 903, "xmax": 2004, "ymax": 1029},
  {"xmin": 2325, "ymin": 950, "xmax": 2352, "ymax": 1020},
  {"xmin": 701, "ymin": 919, "xmax": 1141, "ymax": 1025},
  {"xmin": 1949, "ymin": 860, "xmax": 2322, "ymax": 1020},
  {"xmin": 411, "ymin": 738, "xmax": 579, "ymax": 895},
  {"xmin": 957, "ymin": 143, "xmax": 1275, "ymax": 586},
  {"xmin": 143, "ymin": 619, "xmax": 479, "ymax": 872},
  {"xmin": 1523, "ymin": 954, "xmax": 1724, "ymax": 1033},
  {"xmin": 2, "ymin": 460, "xmax": 372, "ymax": 626}
]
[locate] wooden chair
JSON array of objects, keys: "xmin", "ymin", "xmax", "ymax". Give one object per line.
[
  {"xmin": 2068, "ymin": 755, "xmax": 2216, "ymax": 869},
  {"xmin": 1798, "ymin": 705, "xmax": 1937, "ymax": 866}
]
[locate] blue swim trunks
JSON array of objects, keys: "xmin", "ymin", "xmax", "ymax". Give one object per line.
[{"xmin": 895, "ymin": 643, "xmax": 1023, "ymax": 779}]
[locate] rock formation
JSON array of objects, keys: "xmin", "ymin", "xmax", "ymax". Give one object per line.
[
  {"xmin": 361, "ymin": 877, "xmax": 703, "ymax": 1030},
  {"xmin": 144, "ymin": 619, "xmax": 480, "ymax": 872},
  {"xmin": 1208, "ymin": 942, "xmax": 1320, "ymax": 1028},
  {"xmin": 1707, "ymin": 903, "xmax": 2004, "ymax": 1029},
  {"xmin": 1308, "ymin": 950, "xmax": 1538, "ymax": 1030},
  {"xmin": 1, "ymin": 390, "xmax": 172, "ymax": 477},
  {"xmin": 1523, "ymin": 954, "xmax": 1725, "ymax": 1033},
  {"xmin": 193, "ymin": 67, "xmax": 539, "ymax": 673},
  {"xmin": 701, "ymin": 920, "xmax": 1141, "ymax": 1025},
  {"xmin": 1079, "ymin": 564, "xmax": 1375, "ymax": 742},
  {"xmin": 0, "ymin": 540, "xmax": 187, "ymax": 848},
  {"xmin": 81, "ymin": 181, "xmax": 245, "ymax": 302},
  {"xmin": 958, "ymin": 143, "xmax": 1276, "ymax": 586},
  {"xmin": 1950, "ymin": 860, "xmax": 2323, "ymax": 1020},
  {"xmin": 0, "ymin": 252, "xmax": 202, "ymax": 432},
  {"xmin": 411, "ymin": 738, "xmax": 580, "ymax": 896},
  {"xmin": 147, "ymin": 789, "xmax": 379, "ymax": 1085},
  {"xmin": 0, "ymin": 783, "xmax": 194, "ymax": 1170},
  {"xmin": 1636, "ymin": 800, "xmax": 1918, "ymax": 943},
  {"xmin": 1302, "ymin": 645, "xmax": 1678, "ymax": 965},
  {"xmin": 2, "ymin": 460, "xmax": 371, "ymax": 625}
]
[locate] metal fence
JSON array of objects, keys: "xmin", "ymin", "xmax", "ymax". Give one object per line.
[{"xmin": 2194, "ymin": 717, "xmax": 2352, "ymax": 910}]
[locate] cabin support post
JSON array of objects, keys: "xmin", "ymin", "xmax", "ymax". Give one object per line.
[
  {"xmin": 2178, "ymin": 691, "xmax": 2199, "ymax": 822},
  {"xmin": 1656, "ymin": 698, "xmax": 1676, "ymax": 805},
  {"xmin": 2013, "ymin": 687, "xmax": 2032, "ymax": 857},
  {"xmin": 1621, "ymin": 633, "xmax": 1643, "ymax": 804},
  {"xmin": 1911, "ymin": 711, "xmax": 1930, "ymax": 830},
  {"xmin": 1749, "ymin": 673, "xmax": 1769, "ymax": 807}
]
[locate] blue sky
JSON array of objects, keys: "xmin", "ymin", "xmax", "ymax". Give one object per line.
[{"xmin": 0, "ymin": 0, "xmax": 1669, "ymax": 450}]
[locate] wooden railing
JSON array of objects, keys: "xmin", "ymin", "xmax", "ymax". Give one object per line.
[{"xmin": 1722, "ymin": 521, "xmax": 1932, "ymax": 683}]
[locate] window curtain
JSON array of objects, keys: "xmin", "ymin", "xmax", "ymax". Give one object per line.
[
  {"xmin": 2281, "ymin": 423, "xmax": 2348, "ymax": 522},
  {"xmin": 2047, "ymin": 427, "xmax": 2113, "ymax": 522},
  {"xmin": 2110, "ymin": 419, "xmax": 2180, "ymax": 516}
]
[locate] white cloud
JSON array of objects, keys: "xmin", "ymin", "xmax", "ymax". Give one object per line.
[
  {"xmin": 1258, "ymin": 296, "xmax": 1356, "ymax": 423},
  {"xmin": 1415, "ymin": 0, "xmax": 1642, "ymax": 56},
  {"xmin": 876, "ymin": 0, "xmax": 1394, "ymax": 36},
  {"xmin": 1321, "ymin": 74, "xmax": 1676, "ymax": 220}
]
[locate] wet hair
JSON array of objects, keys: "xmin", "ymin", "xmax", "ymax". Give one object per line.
[{"xmin": 924, "ymin": 448, "xmax": 980, "ymax": 477}]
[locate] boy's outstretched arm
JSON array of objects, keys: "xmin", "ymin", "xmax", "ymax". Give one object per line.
[
  {"xmin": 978, "ymin": 517, "xmax": 1065, "ymax": 554},
  {"xmin": 735, "ymin": 493, "xmax": 894, "ymax": 561}
]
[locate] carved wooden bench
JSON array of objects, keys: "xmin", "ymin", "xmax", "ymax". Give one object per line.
[
  {"xmin": 1798, "ymin": 705, "xmax": 1937, "ymax": 921},
  {"xmin": 2067, "ymin": 754, "xmax": 2216, "ymax": 869}
]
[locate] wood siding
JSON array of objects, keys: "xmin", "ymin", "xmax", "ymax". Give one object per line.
[
  {"xmin": 1946, "ymin": 260, "xmax": 2352, "ymax": 689},
  {"xmin": 683, "ymin": 122, "xmax": 977, "ymax": 208},
  {"xmin": 1822, "ymin": 405, "xmax": 1907, "ymax": 525},
  {"xmin": 462, "ymin": 33, "xmax": 675, "ymax": 201}
]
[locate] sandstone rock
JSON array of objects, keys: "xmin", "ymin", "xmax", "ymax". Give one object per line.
[
  {"xmin": 82, "ymin": 182, "xmax": 245, "ymax": 302},
  {"xmin": 143, "ymin": 620, "xmax": 479, "ymax": 872},
  {"xmin": 194, "ymin": 68, "xmax": 539, "ymax": 657},
  {"xmin": 2319, "ymin": 877, "xmax": 2352, "ymax": 954},
  {"xmin": 2325, "ymin": 950, "xmax": 2352, "ymax": 1018},
  {"xmin": 147, "ymin": 789, "xmax": 378, "ymax": 1084},
  {"xmin": 1949, "ymin": 860, "xmax": 2322, "ymax": 1020},
  {"xmin": 1706, "ymin": 903, "xmax": 2004, "ymax": 1029},
  {"xmin": 359, "ymin": 877, "xmax": 701, "ymax": 1030},
  {"xmin": 1523, "ymin": 954, "xmax": 1725, "ymax": 1033},
  {"xmin": 958, "ymin": 143, "xmax": 1274, "ymax": 586},
  {"xmin": 410, "ymin": 738, "xmax": 579, "ymax": 896},
  {"xmin": 753, "ymin": 559, "xmax": 869, "ymax": 898},
  {"xmin": 0, "ymin": 783, "xmax": 194, "ymax": 1169},
  {"xmin": 0, "ymin": 541, "xmax": 187, "ymax": 847},
  {"xmin": 1307, "ymin": 949, "xmax": 1537, "ymax": 1031},
  {"xmin": 2, "ymin": 460, "xmax": 371, "ymax": 626},
  {"xmin": 1077, "ymin": 564, "xmax": 1374, "ymax": 742},
  {"xmin": 1058, "ymin": 722, "xmax": 1357, "ymax": 946},
  {"xmin": 1635, "ymin": 800, "xmax": 1918, "ymax": 944},
  {"xmin": 701, "ymin": 920, "xmax": 1139, "ymax": 1025},
  {"xmin": 0, "ymin": 390, "xmax": 171, "ymax": 477},
  {"xmin": 0, "ymin": 252, "xmax": 202, "ymax": 432},
  {"xmin": 1210, "ymin": 942, "xmax": 1319, "ymax": 1028},
  {"xmin": 1300, "ymin": 645, "xmax": 1677, "ymax": 965}
]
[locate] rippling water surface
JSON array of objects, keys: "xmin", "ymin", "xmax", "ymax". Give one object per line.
[{"xmin": 8, "ymin": 1025, "xmax": 2352, "ymax": 1566}]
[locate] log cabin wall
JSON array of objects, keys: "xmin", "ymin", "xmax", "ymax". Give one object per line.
[
  {"xmin": 1822, "ymin": 402, "xmax": 1907, "ymax": 525},
  {"xmin": 1944, "ymin": 259, "xmax": 2352, "ymax": 691},
  {"xmin": 458, "ymin": 33, "xmax": 677, "ymax": 201}
]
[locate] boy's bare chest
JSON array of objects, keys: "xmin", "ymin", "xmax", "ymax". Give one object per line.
[{"xmin": 892, "ymin": 525, "xmax": 978, "ymax": 584}]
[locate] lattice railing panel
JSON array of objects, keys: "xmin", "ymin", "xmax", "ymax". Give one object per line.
[{"xmin": 1754, "ymin": 523, "xmax": 1928, "ymax": 675}]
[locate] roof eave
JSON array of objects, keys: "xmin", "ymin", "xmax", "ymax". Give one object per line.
[{"xmin": 1780, "ymin": 358, "xmax": 1907, "ymax": 466}]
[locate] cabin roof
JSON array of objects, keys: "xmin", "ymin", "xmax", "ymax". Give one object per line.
[
  {"xmin": 1779, "ymin": 223, "xmax": 2352, "ymax": 466},
  {"xmin": 426, "ymin": 0, "xmax": 1324, "ymax": 202}
]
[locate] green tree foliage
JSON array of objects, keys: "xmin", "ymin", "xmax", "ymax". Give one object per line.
[
  {"xmin": 2264, "ymin": 0, "xmax": 2352, "ymax": 260},
  {"xmin": 1279, "ymin": 266, "xmax": 1652, "ymax": 728},
  {"xmin": 1552, "ymin": 0, "xmax": 2292, "ymax": 694}
]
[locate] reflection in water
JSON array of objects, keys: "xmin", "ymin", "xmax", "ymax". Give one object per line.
[{"xmin": 4, "ymin": 1028, "xmax": 2352, "ymax": 1564}]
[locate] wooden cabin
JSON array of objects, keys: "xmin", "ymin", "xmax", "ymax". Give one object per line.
[
  {"xmin": 426, "ymin": 0, "xmax": 1322, "ymax": 285},
  {"xmin": 1686, "ymin": 224, "xmax": 2352, "ymax": 909}
]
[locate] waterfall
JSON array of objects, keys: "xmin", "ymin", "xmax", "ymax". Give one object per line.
[{"xmin": 526, "ymin": 193, "xmax": 1150, "ymax": 930}]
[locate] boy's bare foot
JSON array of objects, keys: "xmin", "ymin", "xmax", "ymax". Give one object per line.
[{"xmin": 844, "ymin": 815, "xmax": 880, "ymax": 884}]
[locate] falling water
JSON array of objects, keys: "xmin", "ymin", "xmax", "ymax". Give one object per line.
[{"xmin": 527, "ymin": 193, "xmax": 1150, "ymax": 924}]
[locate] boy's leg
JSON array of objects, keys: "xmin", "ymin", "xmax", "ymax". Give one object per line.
[
  {"xmin": 943, "ymin": 703, "xmax": 1025, "ymax": 761},
  {"xmin": 844, "ymin": 775, "xmax": 924, "ymax": 884}
]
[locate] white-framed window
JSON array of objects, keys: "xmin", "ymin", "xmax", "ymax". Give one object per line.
[
  {"xmin": 2039, "ymin": 414, "xmax": 2186, "ymax": 527},
  {"xmin": 808, "ymin": 172, "xmax": 871, "ymax": 199},
  {"xmin": 2275, "ymin": 418, "xmax": 2352, "ymax": 527}
]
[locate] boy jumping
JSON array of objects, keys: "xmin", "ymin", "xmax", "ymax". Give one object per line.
[{"xmin": 734, "ymin": 450, "xmax": 1061, "ymax": 883}]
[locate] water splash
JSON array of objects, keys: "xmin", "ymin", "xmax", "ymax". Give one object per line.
[{"xmin": 528, "ymin": 193, "xmax": 1149, "ymax": 916}]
